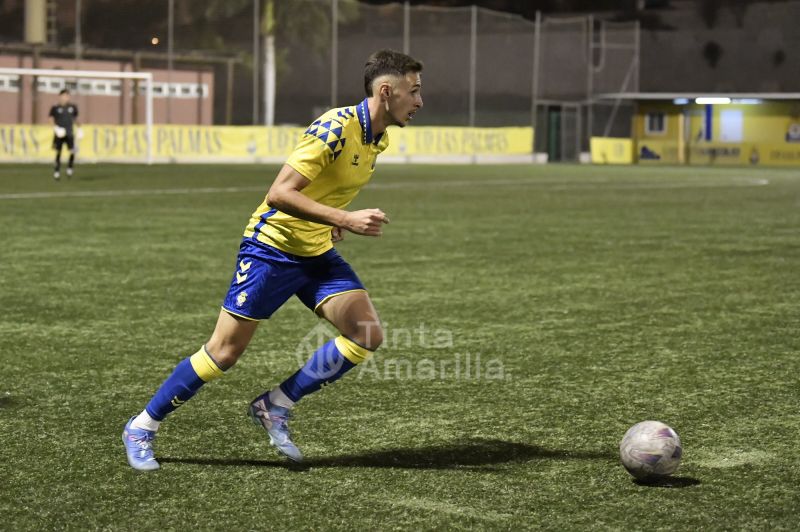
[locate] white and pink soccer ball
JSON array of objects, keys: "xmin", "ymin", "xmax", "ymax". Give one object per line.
[{"xmin": 619, "ymin": 420, "xmax": 682, "ymax": 480}]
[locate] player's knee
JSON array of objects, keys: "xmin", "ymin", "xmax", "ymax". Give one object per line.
[
  {"xmin": 352, "ymin": 322, "xmax": 383, "ymax": 352},
  {"xmin": 205, "ymin": 338, "xmax": 247, "ymax": 369}
]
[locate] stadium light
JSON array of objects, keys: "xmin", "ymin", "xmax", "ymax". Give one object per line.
[{"xmin": 695, "ymin": 97, "xmax": 731, "ymax": 104}]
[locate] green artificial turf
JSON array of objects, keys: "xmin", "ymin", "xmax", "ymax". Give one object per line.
[{"xmin": 0, "ymin": 162, "xmax": 798, "ymax": 530}]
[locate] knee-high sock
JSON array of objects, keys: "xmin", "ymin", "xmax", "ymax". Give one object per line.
[
  {"xmin": 279, "ymin": 335, "xmax": 372, "ymax": 403},
  {"xmin": 54, "ymin": 150, "xmax": 61, "ymax": 171},
  {"xmin": 68, "ymin": 153, "xmax": 75, "ymax": 168},
  {"xmin": 144, "ymin": 346, "xmax": 225, "ymax": 421}
]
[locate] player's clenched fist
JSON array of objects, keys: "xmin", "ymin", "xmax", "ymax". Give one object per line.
[{"xmin": 342, "ymin": 208, "xmax": 390, "ymax": 236}]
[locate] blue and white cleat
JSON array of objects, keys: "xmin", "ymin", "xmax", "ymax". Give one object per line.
[
  {"xmin": 122, "ymin": 416, "xmax": 160, "ymax": 471},
  {"xmin": 248, "ymin": 394, "xmax": 303, "ymax": 462}
]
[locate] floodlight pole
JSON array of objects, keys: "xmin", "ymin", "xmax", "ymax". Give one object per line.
[
  {"xmin": 167, "ymin": 0, "xmax": 174, "ymax": 124},
  {"xmin": 252, "ymin": 0, "xmax": 259, "ymax": 125},
  {"xmin": 468, "ymin": 4, "xmax": 477, "ymax": 128},
  {"xmin": 264, "ymin": 0, "xmax": 275, "ymax": 126},
  {"xmin": 634, "ymin": 20, "xmax": 641, "ymax": 92},
  {"xmin": 586, "ymin": 15, "xmax": 594, "ymax": 146},
  {"xmin": 75, "ymin": 0, "xmax": 82, "ymax": 61},
  {"xmin": 331, "ymin": 0, "xmax": 338, "ymax": 108},
  {"xmin": 531, "ymin": 11, "xmax": 542, "ymax": 154},
  {"xmin": 402, "ymin": 1, "xmax": 410, "ymax": 54},
  {"xmin": 145, "ymin": 72, "xmax": 153, "ymax": 165}
]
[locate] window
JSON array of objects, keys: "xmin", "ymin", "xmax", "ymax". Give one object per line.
[
  {"xmin": 645, "ymin": 112, "xmax": 666, "ymax": 135},
  {"xmin": 134, "ymin": 81, "xmax": 207, "ymax": 98},
  {"xmin": 0, "ymin": 75, "xmax": 21, "ymax": 92},
  {"xmin": 720, "ymin": 110, "xmax": 743, "ymax": 142}
]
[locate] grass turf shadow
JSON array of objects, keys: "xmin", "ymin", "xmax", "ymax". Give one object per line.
[
  {"xmin": 0, "ymin": 395, "xmax": 16, "ymax": 409},
  {"xmin": 633, "ymin": 476, "xmax": 701, "ymax": 488},
  {"xmin": 161, "ymin": 439, "xmax": 614, "ymax": 471}
]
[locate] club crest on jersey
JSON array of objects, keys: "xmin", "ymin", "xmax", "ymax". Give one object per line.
[
  {"xmin": 351, "ymin": 154, "xmax": 360, "ymax": 166},
  {"xmin": 236, "ymin": 291, "xmax": 248, "ymax": 307}
]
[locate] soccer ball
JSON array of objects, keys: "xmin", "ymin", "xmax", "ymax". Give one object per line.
[{"xmin": 619, "ymin": 420, "xmax": 682, "ymax": 480}]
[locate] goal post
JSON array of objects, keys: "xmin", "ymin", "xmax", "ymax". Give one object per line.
[{"xmin": 0, "ymin": 67, "xmax": 154, "ymax": 164}]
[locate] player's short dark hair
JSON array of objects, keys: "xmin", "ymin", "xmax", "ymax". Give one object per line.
[
  {"xmin": 364, "ymin": 49, "xmax": 423, "ymax": 96},
  {"xmin": 59, "ymin": 89, "xmax": 70, "ymax": 95}
]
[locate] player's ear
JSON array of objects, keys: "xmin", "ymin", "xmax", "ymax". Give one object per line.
[
  {"xmin": 378, "ymin": 82, "xmax": 392, "ymax": 111},
  {"xmin": 379, "ymin": 81, "xmax": 393, "ymax": 101}
]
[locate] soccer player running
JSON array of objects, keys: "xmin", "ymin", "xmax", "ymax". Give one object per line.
[
  {"xmin": 48, "ymin": 89, "xmax": 80, "ymax": 180},
  {"xmin": 123, "ymin": 50, "xmax": 423, "ymax": 470}
]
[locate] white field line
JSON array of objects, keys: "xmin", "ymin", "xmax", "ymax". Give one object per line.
[{"xmin": 0, "ymin": 177, "xmax": 769, "ymax": 200}]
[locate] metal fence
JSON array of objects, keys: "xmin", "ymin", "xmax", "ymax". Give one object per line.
[{"xmin": 0, "ymin": 0, "xmax": 639, "ymax": 159}]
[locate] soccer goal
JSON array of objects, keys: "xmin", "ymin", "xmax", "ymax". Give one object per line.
[{"xmin": 0, "ymin": 67, "xmax": 154, "ymax": 164}]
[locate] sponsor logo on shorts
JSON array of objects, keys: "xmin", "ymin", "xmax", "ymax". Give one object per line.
[{"xmin": 236, "ymin": 291, "xmax": 248, "ymax": 307}]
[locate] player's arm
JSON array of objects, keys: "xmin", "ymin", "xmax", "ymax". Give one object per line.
[{"xmin": 267, "ymin": 164, "xmax": 389, "ymax": 237}]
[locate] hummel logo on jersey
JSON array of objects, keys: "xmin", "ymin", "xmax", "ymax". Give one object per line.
[
  {"xmin": 237, "ymin": 260, "xmax": 251, "ymax": 284},
  {"xmin": 351, "ymin": 154, "xmax": 360, "ymax": 166}
]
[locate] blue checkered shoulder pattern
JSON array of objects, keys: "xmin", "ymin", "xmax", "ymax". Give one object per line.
[{"xmin": 304, "ymin": 107, "xmax": 356, "ymax": 161}]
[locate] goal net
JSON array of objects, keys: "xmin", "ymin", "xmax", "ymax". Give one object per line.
[{"xmin": 0, "ymin": 67, "xmax": 154, "ymax": 164}]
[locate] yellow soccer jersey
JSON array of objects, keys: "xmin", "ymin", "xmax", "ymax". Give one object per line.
[{"xmin": 244, "ymin": 98, "xmax": 390, "ymax": 256}]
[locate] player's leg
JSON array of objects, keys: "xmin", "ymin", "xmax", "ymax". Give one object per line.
[
  {"xmin": 249, "ymin": 291, "xmax": 380, "ymax": 463},
  {"xmin": 53, "ymin": 138, "xmax": 62, "ymax": 180},
  {"xmin": 66, "ymin": 137, "xmax": 75, "ymax": 178},
  {"xmin": 123, "ymin": 240, "xmax": 302, "ymax": 470},
  {"xmin": 123, "ymin": 310, "xmax": 259, "ymax": 470},
  {"xmin": 133, "ymin": 310, "xmax": 258, "ymax": 428},
  {"xmin": 250, "ymin": 250, "xmax": 380, "ymax": 461},
  {"xmin": 275, "ymin": 290, "xmax": 381, "ymax": 405}
]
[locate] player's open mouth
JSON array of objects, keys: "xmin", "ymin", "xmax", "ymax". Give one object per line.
[{"xmin": 407, "ymin": 112, "xmax": 416, "ymax": 121}]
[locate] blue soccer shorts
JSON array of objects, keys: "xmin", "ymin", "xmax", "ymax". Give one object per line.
[{"xmin": 221, "ymin": 239, "xmax": 366, "ymax": 320}]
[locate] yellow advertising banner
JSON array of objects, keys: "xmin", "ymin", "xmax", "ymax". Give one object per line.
[
  {"xmin": 590, "ymin": 137, "xmax": 634, "ymax": 164},
  {"xmin": 383, "ymin": 127, "xmax": 533, "ymax": 156},
  {"xmin": 628, "ymin": 140, "xmax": 800, "ymax": 167},
  {"xmin": 634, "ymin": 139, "xmax": 682, "ymax": 164},
  {"xmin": 747, "ymin": 143, "xmax": 800, "ymax": 166},
  {"xmin": 0, "ymin": 124, "xmax": 534, "ymax": 162}
]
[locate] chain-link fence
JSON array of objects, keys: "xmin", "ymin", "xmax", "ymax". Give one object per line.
[{"xmin": 0, "ymin": 0, "xmax": 638, "ymax": 158}]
